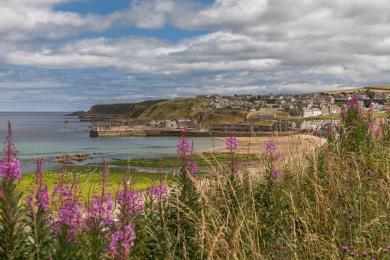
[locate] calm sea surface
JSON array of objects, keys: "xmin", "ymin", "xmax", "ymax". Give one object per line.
[{"xmin": 0, "ymin": 112, "xmax": 224, "ymax": 171}]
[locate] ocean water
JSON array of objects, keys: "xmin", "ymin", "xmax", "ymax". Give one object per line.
[{"xmin": 0, "ymin": 112, "xmax": 224, "ymax": 171}]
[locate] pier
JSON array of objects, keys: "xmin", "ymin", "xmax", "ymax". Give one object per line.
[{"xmin": 89, "ymin": 127, "xmax": 301, "ymax": 138}]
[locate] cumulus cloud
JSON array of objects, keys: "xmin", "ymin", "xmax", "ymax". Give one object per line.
[
  {"xmin": 2, "ymin": 0, "xmax": 390, "ymax": 110},
  {"xmin": 0, "ymin": 0, "xmax": 116, "ymax": 41}
]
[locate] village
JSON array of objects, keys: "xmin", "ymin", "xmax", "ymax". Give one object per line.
[
  {"xmin": 86, "ymin": 90, "xmax": 390, "ymax": 137},
  {"xmin": 204, "ymin": 90, "xmax": 388, "ymax": 116}
]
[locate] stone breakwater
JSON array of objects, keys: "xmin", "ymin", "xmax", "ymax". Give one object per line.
[{"xmin": 90, "ymin": 127, "xmax": 300, "ymax": 137}]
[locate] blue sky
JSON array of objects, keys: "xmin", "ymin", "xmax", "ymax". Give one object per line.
[{"xmin": 1, "ymin": 0, "xmax": 390, "ymax": 111}]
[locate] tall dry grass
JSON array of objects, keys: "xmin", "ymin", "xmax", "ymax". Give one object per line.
[{"xmin": 130, "ymin": 108, "xmax": 390, "ymax": 259}]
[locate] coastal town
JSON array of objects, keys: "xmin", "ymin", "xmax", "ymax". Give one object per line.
[{"xmin": 76, "ymin": 88, "xmax": 390, "ymax": 137}]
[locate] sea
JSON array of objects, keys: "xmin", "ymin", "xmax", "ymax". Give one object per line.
[{"xmin": 0, "ymin": 112, "xmax": 224, "ymax": 171}]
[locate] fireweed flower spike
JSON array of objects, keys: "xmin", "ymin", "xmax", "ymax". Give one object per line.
[
  {"xmin": 186, "ymin": 160, "xmax": 199, "ymax": 174},
  {"xmin": 266, "ymin": 141, "xmax": 277, "ymax": 154},
  {"xmin": 0, "ymin": 121, "xmax": 21, "ymax": 181},
  {"xmin": 117, "ymin": 189, "xmax": 143, "ymax": 217},
  {"xmin": 177, "ymin": 130, "xmax": 199, "ymax": 174},
  {"xmin": 271, "ymin": 170, "xmax": 283, "ymax": 179},
  {"xmin": 226, "ymin": 132, "xmax": 238, "ymax": 152},
  {"xmin": 110, "ymin": 170, "xmax": 140, "ymax": 258},
  {"xmin": 52, "ymin": 185, "xmax": 82, "ymax": 241},
  {"xmin": 148, "ymin": 184, "xmax": 169, "ymax": 202},
  {"xmin": 85, "ymin": 195, "xmax": 114, "ymax": 230},
  {"xmin": 0, "ymin": 121, "xmax": 26, "ymax": 258},
  {"xmin": 347, "ymin": 95, "xmax": 359, "ymax": 108},
  {"xmin": 0, "ymin": 159, "xmax": 21, "ymax": 181},
  {"xmin": 177, "ymin": 130, "xmax": 191, "ymax": 158},
  {"xmin": 27, "ymin": 159, "xmax": 49, "ymax": 213},
  {"xmin": 117, "ymin": 169, "xmax": 144, "ymax": 220},
  {"xmin": 85, "ymin": 160, "xmax": 114, "ymax": 230},
  {"xmin": 51, "ymin": 161, "xmax": 82, "ymax": 243},
  {"xmin": 108, "ymin": 224, "xmax": 136, "ymax": 258},
  {"xmin": 226, "ymin": 130, "xmax": 239, "ymax": 173},
  {"xmin": 25, "ymin": 159, "xmax": 52, "ymax": 259}
]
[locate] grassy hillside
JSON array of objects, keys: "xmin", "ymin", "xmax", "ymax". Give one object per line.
[
  {"xmin": 89, "ymin": 97, "xmax": 248, "ymax": 124},
  {"xmin": 324, "ymin": 86, "xmax": 390, "ymax": 94},
  {"xmin": 89, "ymin": 99, "xmax": 166, "ymax": 116},
  {"xmin": 137, "ymin": 98, "xmax": 207, "ymax": 119}
]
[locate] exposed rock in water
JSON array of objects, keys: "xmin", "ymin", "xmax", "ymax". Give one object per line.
[{"xmin": 53, "ymin": 153, "xmax": 95, "ymax": 163}]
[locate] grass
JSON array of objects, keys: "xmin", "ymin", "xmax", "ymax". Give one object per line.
[
  {"xmin": 18, "ymin": 167, "xmax": 172, "ymax": 201},
  {"xmin": 18, "ymin": 152, "xmax": 259, "ymax": 200},
  {"xmin": 110, "ymin": 152, "xmax": 259, "ymax": 168},
  {"xmin": 125, "ymin": 108, "xmax": 390, "ymax": 259}
]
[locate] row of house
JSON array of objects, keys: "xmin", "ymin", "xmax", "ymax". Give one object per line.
[
  {"xmin": 207, "ymin": 91, "xmax": 390, "ymax": 119},
  {"xmin": 147, "ymin": 118, "xmax": 195, "ymax": 129}
]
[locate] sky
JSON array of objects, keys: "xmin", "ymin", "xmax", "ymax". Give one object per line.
[{"xmin": 1, "ymin": 0, "xmax": 390, "ymax": 111}]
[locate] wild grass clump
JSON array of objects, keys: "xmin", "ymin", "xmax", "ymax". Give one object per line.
[{"xmin": 0, "ymin": 98, "xmax": 389, "ymax": 259}]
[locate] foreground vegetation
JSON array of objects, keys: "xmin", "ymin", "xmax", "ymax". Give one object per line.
[
  {"xmin": 111, "ymin": 152, "xmax": 259, "ymax": 168},
  {"xmin": 18, "ymin": 170, "xmax": 172, "ymax": 200},
  {"xmin": 0, "ymin": 97, "xmax": 389, "ymax": 259}
]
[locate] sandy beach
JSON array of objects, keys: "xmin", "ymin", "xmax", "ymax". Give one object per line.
[
  {"xmin": 205, "ymin": 134, "xmax": 326, "ymax": 154},
  {"xmin": 199, "ymin": 134, "xmax": 326, "ymax": 174}
]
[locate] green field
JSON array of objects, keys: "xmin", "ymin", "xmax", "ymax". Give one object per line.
[
  {"xmin": 18, "ymin": 152, "xmax": 259, "ymax": 200},
  {"xmin": 110, "ymin": 152, "xmax": 259, "ymax": 168},
  {"xmin": 18, "ymin": 169, "xmax": 172, "ymax": 201}
]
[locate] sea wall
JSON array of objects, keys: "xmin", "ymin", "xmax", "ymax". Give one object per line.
[{"xmin": 90, "ymin": 128, "xmax": 300, "ymax": 137}]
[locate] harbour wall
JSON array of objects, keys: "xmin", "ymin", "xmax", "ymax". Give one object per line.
[{"xmin": 90, "ymin": 128, "xmax": 300, "ymax": 137}]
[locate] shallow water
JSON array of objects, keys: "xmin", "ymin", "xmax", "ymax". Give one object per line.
[{"xmin": 0, "ymin": 112, "xmax": 224, "ymax": 171}]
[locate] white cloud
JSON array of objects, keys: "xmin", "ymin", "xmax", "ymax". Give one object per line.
[
  {"xmin": 188, "ymin": 0, "xmax": 268, "ymax": 29},
  {"xmin": 3, "ymin": 0, "xmax": 390, "ymax": 109},
  {"xmin": 0, "ymin": 0, "xmax": 115, "ymax": 41}
]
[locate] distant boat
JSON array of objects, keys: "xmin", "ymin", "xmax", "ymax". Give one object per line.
[{"xmin": 64, "ymin": 120, "xmax": 69, "ymax": 124}]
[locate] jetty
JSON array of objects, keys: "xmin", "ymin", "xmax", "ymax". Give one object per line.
[{"xmin": 89, "ymin": 126, "xmax": 303, "ymax": 138}]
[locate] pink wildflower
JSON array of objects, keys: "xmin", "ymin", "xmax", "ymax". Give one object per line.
[
  {"xmin": 347, "ymin": 96, "xmax": 359, "ymax": 108},
  {"xmin": 52, "ymin": 185, "xmax": 82, "ymax": 240},
  {"xmin": 0, "ymin": 121, "xmax": 21, "ymax": 181},
  {"xmin": 108, "ymin": 224, "xmax": 136, "ymax": 257},
  {"xmin": 0, "ymin": 159, "xmax": 21, "ymax": 181},
  {"xmin": 27, "ymin": 159, "xmax": 49, "ymax": 213},
  {"xmin": 85, "ymin": 159, "xmax": 114, "ymax": 230},
  {"xmin": 266, "ymin": 141, "xmax": 277, "ymax": 154},
  {"xmin": 186, "ymin": 160, "xmax": 198, "ymax": 174},
  {"xmin": 36, "ymin": 187, "xmax": 49, "ymax": 211},
  {"xmin": 148, "ymin": 184, "xmax": 169, "ymax": 202},
  {"xmin": 177, "ymin": 133, "xmax": 192, "ymax": 158},
  {"xmin": 271, "ymin": 170, "xmax": 283, "ymax": 179},
  {"xmin": 226, "ymin": 132, "xmax": 238, "ymax": 152},
  {"xmin": 85, "ymin": 195, "xmax": 114, "ymax": 230},
  {"xmin": 117, "ymin": 190, "xmax": 143, "ymax": 217}
]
